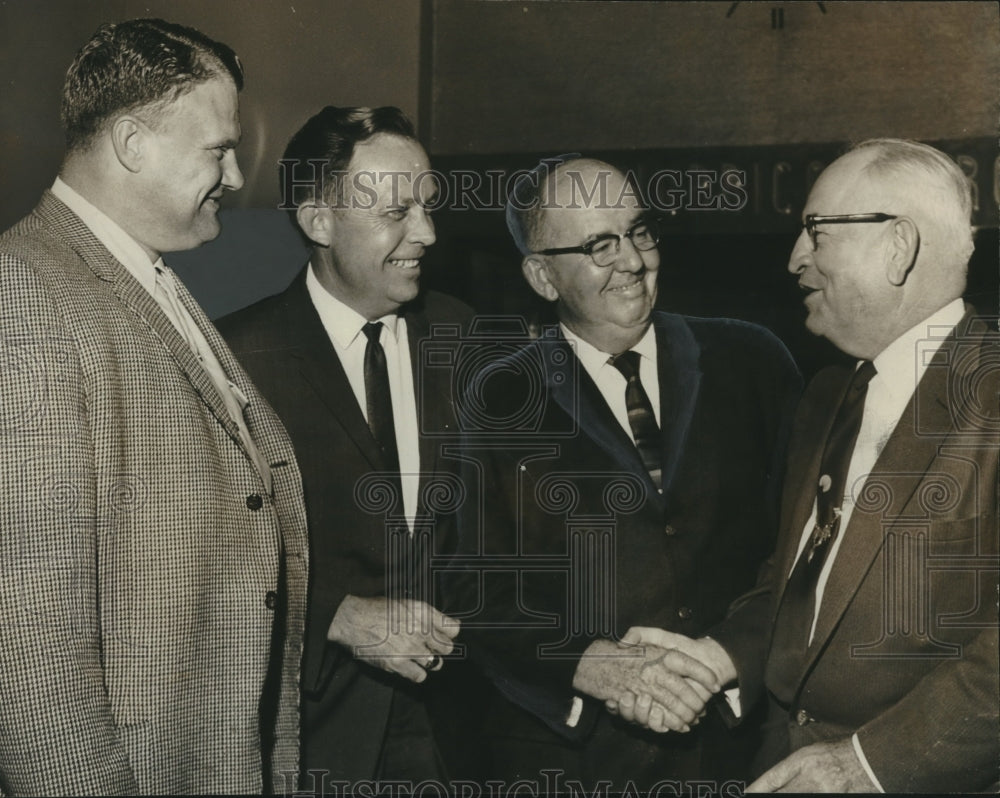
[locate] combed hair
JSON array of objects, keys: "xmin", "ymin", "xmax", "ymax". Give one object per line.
[
  {"xmin": 61, "ymin": 18, "xmax": 244, "ymax": 152},
  {"xmin": 850, "ymin": 138, "xmax": 974, "ymax": 266},
  {"xmin": 280, "ymin": 105, "xmax": 417, "ymax": 212},
  {"xmin": 505, "ymin": 153, "xmax": 582, "ymax": 256}
]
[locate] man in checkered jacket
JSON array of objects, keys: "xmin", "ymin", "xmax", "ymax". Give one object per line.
[{"xmin": 0, "ymin": 19, "xmax": 309, "ymax": 795}]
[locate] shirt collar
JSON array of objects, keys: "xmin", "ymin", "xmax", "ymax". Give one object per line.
[
  {"xmin": 560, "ymin": 322, "xmax": 657, "ymax": 372},
  {"xmin": 51, "ymin": 177, "xmax": 162, "ymax": 295},
  {"xmin": 305, "ymin": 261, "xmax": 401, "ymax": 348},
  {"xmin": 871, "ymin": 298, "xmax": 966, "ymax": 404}
]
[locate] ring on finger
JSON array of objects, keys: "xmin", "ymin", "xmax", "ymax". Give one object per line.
[{"xmin": 422, "ymin": 654, "xmax": 444, "ymax": 672}]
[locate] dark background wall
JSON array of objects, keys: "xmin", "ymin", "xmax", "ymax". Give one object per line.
[
  {"xmin": 425, "ymin": 1, "xmax": 999, "ymax": 153},
  {"xmin": 2, "ymin": 0, "xmax": 997, "ymax": 377},
  {"xmin": 0, "ymin": 0, "xmax": 422, "ymax": 223}
]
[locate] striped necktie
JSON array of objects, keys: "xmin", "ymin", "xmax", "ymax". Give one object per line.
[{"xmin": 608, "ymin": 350, "xmax": 662, "ymax": 490}]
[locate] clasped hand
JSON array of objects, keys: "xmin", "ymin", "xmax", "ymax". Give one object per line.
[
  {"xmin": 576, "ymin": 628, "xmax": 737, "ymax": 733},
  {"xmin": 327, "ymin": 595, "xmax": 460, "ymax": 683}
]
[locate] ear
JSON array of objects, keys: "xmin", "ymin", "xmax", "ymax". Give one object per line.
[
  {"xmin": 886, "ymin": 216, "xmax": 920, "ymax": 286},
  {"xmin": 296, "ymin": 202, "xmax": 333, "ymax": 247},
  {"xmin": 110, "ymin": 116, "xmax": 145, "ymax": 173},
  {"xmin": 522, "ymin": 255, "xmax": 559, "ymax": 302}
]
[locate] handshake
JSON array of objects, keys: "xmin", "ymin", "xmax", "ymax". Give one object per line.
[{"xmin": 571, "ymin": 628, "xmax": 739, "ymax": 734}]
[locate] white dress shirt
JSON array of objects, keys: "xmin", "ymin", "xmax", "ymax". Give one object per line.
[
  {"xmin": 560, "ymin": 323, "xmax": 662, "ymax": 433},
  {"xmin": 305, "ymin": 264, "xmax": 420, "ymax": 532}
]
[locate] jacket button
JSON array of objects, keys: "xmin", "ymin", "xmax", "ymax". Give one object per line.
[
  {"xmin": 246, "ymin": 493, "xmax": 263, "ymax": 511},
  {"xmin": 795, "ymin": 709, "xmax": 813, "ymax": 726},
  {"xmin": 664, "ymin": 524, "xmax": 677, "ymax": 536},
  {"xmin": 264, "ymin": 590, "xmax": 278, "ymax": 610},
  {"xmin": 677, "ymin": 606, "xmax": 693, "ymax": 620}
]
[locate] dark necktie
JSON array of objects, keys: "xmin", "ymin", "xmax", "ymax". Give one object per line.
[
  {"xmin": 608, "ymin": 350, "xmax": 663, "ymax": 490},
  {"xmin": 362, "ymin": 322, "xmax": 400, "ymax": 472},
  {"xmin": 767, "ymin": 360, "xmax": 877, "ymax": 704}
]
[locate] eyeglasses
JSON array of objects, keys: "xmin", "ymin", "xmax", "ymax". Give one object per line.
[
  {"xmin": 535, "ymin": 217, "xmax": 661, "ymax": 267},
  {"xmin": 803, "ymin": 213, "xmax": 898, "ymax": 249}
]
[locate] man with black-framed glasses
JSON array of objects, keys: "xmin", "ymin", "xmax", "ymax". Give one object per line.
[
  {"xmin": 448, "ymin": 155, "xmax": 801, "ymax": 791},
  {"xmin": 619, "ymin": 139, "xmax": 999, "ymax": 793}
]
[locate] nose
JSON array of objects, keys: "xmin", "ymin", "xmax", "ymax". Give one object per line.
[
  {"xmin": 222, "ymin": 150, "xmax": 245, "ymax": 192},
  {"xmin": 408, "ymin": 206, "xmax": 436, "ymax": 247},
  {"xmin": 787, "ymin": 228, "xmax": 812, "ymax": 275},
  {"xmin": 614, "ymin": 235, "xmax": 645, "ymax": 273}
]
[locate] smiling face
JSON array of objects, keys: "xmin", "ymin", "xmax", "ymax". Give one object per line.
[
  {"xmin": 310, "ymin": 133, "xmax": 435, "ymax": 320},
  {"xmin": 788, "ymin": 151, "xmax": 902, "ymax": 358},
  {"xmin": 526, "ymin": 161, "xmax": 658, "ymax": 354},
  {"xmin": 134, "ymin": 74, "xmax": 244, "ymax": 256}
]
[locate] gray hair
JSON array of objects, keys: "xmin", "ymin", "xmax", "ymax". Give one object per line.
[{"xmin": 850, "ymin": 138, "xmax": 974, "ymax": 268}]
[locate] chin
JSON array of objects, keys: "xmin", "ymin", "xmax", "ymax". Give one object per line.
[
  {"xmin": 614, "ymin": 302, "xmax": 653, "ymax": 327},
  {"xmin": 390, "ymin": 285, "xmax": 421, "ymax": 308},
  {"xmin": 200, "ymin": 220, "xmax": 223, "ymax": 242},
  {"xmin": 803, "ymin": 311, "xmax": 826, "ymax": 337}
]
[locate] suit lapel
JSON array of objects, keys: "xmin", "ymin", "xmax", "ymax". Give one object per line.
[
  {"xmin": 405, "ymin": 306, "xmax": 447, "ymax": 515},
  {"xmin": 403, "ymin": 311, "xmax": 436, "ymax": 496},
  {"xmin": 547, "ymin": 325, "xmax": 671, "ymax": 512},
  {"xmin": 281, "ymin": 272, "xmax": 386, "ymax": 471},
  {"xmin": 805, "ymin": 316, "xmax": 978, "ymax": 664},
  {"xmin": 652, "ymin": 314, "xmax": 701, "ymax": 504},
  {"xmin": 547, "ymin": 332, "xmax": 644, "ymax": 478},
  {"xmin": 36, "ymin": 193, "xmax": 246, "ymax": 451}
]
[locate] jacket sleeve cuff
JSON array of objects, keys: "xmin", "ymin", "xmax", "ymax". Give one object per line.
[{"xmin": 851, "ymin": 733, "xmax": 885, "ymax": 792}]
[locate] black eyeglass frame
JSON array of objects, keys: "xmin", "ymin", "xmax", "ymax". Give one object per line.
[
  {"xmin": 534, "ymin": 216, "xmax": 661, "ymax": 267},
  {"xmin": 803, "ymin": 213, "xmax": 898, "ymax": 248}
]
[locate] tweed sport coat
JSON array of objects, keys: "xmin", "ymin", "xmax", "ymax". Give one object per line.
[
  {"xmin": 711, "ymin": 309, "xmax": 1000, "ymax": 792},
  {"xmin": 0, "ymin": 193, "xmax": 309, "ymax": 795}
]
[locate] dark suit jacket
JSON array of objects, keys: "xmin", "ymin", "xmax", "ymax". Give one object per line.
[
  {"xmin": 711, "ymin": 309, "xmax": 999, "ymax": 793},
  {"xmin": 447, "ymin": 312, "xmax": 801, "ymax": 784},
  {"xmin": 218, "ymin": 270, "xmax": 479, "ymax": 785}
]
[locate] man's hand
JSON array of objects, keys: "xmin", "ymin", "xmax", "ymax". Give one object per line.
[
  {"xmin": 747, "ymin": 739, "xmax": 878, "ymax": 793},
  {"xmin": 327, "ymin": 595, "xmax": 460, "ymax": 683},
  {"xmin": 604, "ymin": 628, "xmax": 738, "ymax": 730},
  {"xmin": 573, "ymin": 638, "xmax": 721, "ymax": 733},
  {"xmin": 619, "ymin": 627, "xmax": 738, "ymax": 684}
]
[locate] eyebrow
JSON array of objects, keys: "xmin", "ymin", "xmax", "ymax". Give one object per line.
[{"xmin": 585, "ymin": 212, "xmax": 646, "ymax": 240}]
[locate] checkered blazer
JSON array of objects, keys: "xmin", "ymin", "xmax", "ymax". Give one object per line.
[{"xmin": 0, "ymin": 193, "xmax": 309, "ymax": 795}]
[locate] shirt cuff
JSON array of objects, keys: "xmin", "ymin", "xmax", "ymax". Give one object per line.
[
  {"xmin": 565, "ymin": 696, "xmax": 583, "ymax": 727},
  {"xmin": 851, "ymin": 733, "xmax": 885, "ymax": 793},
  {"xmin": 723, "ymin": 686, "xmax": 742, "ymax": 718}
]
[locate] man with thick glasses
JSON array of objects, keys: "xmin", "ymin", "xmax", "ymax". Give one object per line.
[
  {"xmin": 449, "ymin": 156, "xmax": 801, "ymax": 790},
  {"xmin": 620, "ymin": 139, "xmax": 999, "ymax": 792}
]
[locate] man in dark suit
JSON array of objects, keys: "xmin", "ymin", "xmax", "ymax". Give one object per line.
[
  {"xmin": 0, "ymin": 19, "xmax": 308, "ymax": 794},
  {"xmin": 446, "ymin": 155, "xmax": 801, "ymax": 791},
  {"xmin": 620, "ymin": 139, "xmax": 999, "ymax": 792},
  {"xmin": 218, "ymin": 106, "xmax": 476, "ymax": 790}
]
